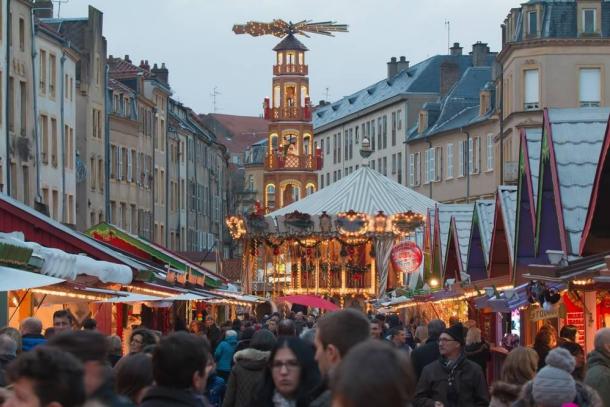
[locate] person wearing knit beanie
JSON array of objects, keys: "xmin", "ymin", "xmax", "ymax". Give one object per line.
[
  {"xmin": 532, "ymin": 347, "xmax": 576, "ymax": 407},
  {"xmin": 442, "ymin": 322, "xmax": 465, "ymax": 346}
]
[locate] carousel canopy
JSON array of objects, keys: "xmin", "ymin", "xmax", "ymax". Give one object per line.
[{"xmin": 269, "ymin": 166, "xmax": 436, "ymax": 217}]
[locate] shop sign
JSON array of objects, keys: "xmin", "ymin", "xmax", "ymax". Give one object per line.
[
  {"xmin": 529, "ymin": 303, "xmax": 566, "ymax": 321},
  {"xmin": 390, "ymin": 241, "xmax": 423, "ymax": 274}
]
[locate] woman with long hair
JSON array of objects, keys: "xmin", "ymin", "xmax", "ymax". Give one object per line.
[
  {"xmin": 115, "ymin": 353, "xmax": 154, "ymax": 405},
  {"xmin": 251, "ymin": 336, "xmax": 321, "ymax": 407},
  {"xmin": 464, "ymin": 327, "xmax": 490, "ymax": 374},
  {"xmin": 533, "ymin": 325, "xmax": 557, "ymax": 370},
  {"xmin": 489, "ymin": 346, "xmax": 538, "ymax": 407}
]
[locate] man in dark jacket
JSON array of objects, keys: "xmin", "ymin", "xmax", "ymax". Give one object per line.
[
  {"xmin": 310, "ymin": 309, "xmax": 370, "ymax": 407},
  {"xmin": 584, "ymin": 327, "xmax": 610, "ymax": 406},
  {"xmin": 414, "ymin": 323, "xmax": 489, "ymax": 407},
  {"xmin": 19, "ymin": 317, "xmax": 47, "ymax": 351},
  {"xmin": 205, "ymin": 316, "xmax": 222, "ymax": 351},
  {"xmin": 48, "ymin": 330, "xmax": 134, "ymax": 407},
  {"xmin": 0, "ymin": 334, "xmax": 16, "ymax": 387},
  {"xmin": 410, "ymin": 319, "xmax": 445, "ymax": 379},
  {"xmin": 140, "ymin": 332, "xmax": 210, "ymax": 407}
]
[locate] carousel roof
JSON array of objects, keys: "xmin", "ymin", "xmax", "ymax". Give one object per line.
[{"xmin": 268, "ymin": 166, "xmax": 437, "ymax": 217}]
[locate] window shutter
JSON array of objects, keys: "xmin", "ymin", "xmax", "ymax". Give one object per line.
[
  {"xmin": 409, "ymin": 154, "xmax": 414, "ymax": 186},
  {"xmin": 127, "ymin": 149, "xmax": 132, "ymax": 182},
  {"xmin": 429, "ymin": 148, "xmax": 435, "ymax": 182},
  {"xmin": 115, "ymin": 147, "xmax": 121, "ymax": 180},
  {"xmin": 524, "ymin": 69, "xmax": 539, "ymax": 104},
  {"xmin": 435, "ymin": 147, "xmax": 442, "ymax": 181},
  {"xmin": 447, "ymin": 143, "xmax": 453, "ymax": 178},
  {"xmin": 579, "ymin": 68, "xmax": 601, "ymax": 105},
  {"xmin": 459, "ymin": 142, "xmax": 464, "ymax": 177}
]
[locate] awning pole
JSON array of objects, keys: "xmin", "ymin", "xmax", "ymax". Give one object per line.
[
  {"xmin": 8, "ymin": 289, "xmax": 31, "ymax": 324},
  {"xmin": 33, "ymin": 294, "xmax": 47, "ymax": 315}
]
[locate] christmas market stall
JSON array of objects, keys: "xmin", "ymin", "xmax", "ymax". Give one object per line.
[
  {"xmin": 227, "ymin": 165, "xmax": 436, "ymax": 308},
  {"xmin": 0, "ymin": 193, "xmax": 144, "ymax": 333}
]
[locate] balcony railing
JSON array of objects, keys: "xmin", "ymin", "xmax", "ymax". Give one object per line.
[
  {"xmin": 273, "ymin": 64, "xmax": 308, "ymax": 76},
  {"xmin": 265, "ymin": 153, "xmax": 322, "ymax": 171},
  {"xmin": 264, "ymin": 106, "xmax": 312, "ymax": 122}
]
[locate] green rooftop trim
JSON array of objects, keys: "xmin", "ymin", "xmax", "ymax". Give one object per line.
[{"xmin": 86, "ymin": 223, "xmax": 222, "ymax": 288}]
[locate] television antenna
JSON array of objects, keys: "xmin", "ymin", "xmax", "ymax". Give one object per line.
[
  {"xmin": 210, "ymin": 86, "xmax": 221, "ymax": 113},
  {"xmin": 53, "ymin": 0, "xmax": 69, "ymax": 18}
]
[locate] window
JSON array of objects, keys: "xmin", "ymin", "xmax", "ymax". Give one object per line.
[
  {"xmin": 459, "ymin": 141, "xmax": 465, "ymax": 177},
  {"xmin": 40, "ymin": 115, "xmax": 48, "ymax": 163},
  {"xmin": 51, "ymin": 189, "xmax": 58, "ymax": 220},
  {"xmin": 391, "ymin": 112, "xmax": 397, "ymax": 146},
  {"xmin": 447, "ymin": 143, "xmax": 454, "ymax": 178},
  {"xmin": 98, "ymin": 159, "xmax": 103, "ymax": 191},
  {"xmin": 383, "ymin": 115, "xmax": 388, "ymax": 149},
  {"xmin": 127, "ymin": 149, "xmax": 133, "ymax": 182},
  {"xmin": 68, "ymin": 195, "xmax": 74, "ymax": 224},
  {"xmin": 355, "ymin": 126, "xmax": 359, "ymax": 144},
  {"xmin": 528, "ymin": 11, "xmax": 537, "ymax": 36},
  {"xmin": 524, "ymin": 69, "xmax": 539, "ymax": 110},
  {"xmin": 486, "ymin": 135, "xmax": 494, "ymax": 171},
  {"xmin": 49, "ymin": 54, "xmax": 56, "ymax": 97},
  {"xmin": 392, "ymin": 154, "xmax": 397, "ymax": 174},
  {"xmin": 383, "ymin": 157, "xmax": 387, "ymax": 176},
  {"xmin": 320, "ymin": 175, "xmax": 324, "ymax": 189},
  {"xmin": 19, "ymin": 81, "xmax": 26, "ymax": 137},
  {"xmin": 409, "ymin": 153, "xmax": 421, "ymax": 186},
  {"xmin": 579, "ymin": 68, "xmax": 601, "ymax": 107},
  {"xmin": 51, "ymin": 118, "xmax": 57, "ymax": 167},
  {"xmin": 397, "ymin": 110, "xmax": 402, "ymax": 130},
  {"xmin": 39, "ymin": 50, "xmax": 46, "ymax": 93},
  {"xmin": 326, "ymin": 173, "xmax": 329, "ymax": 186},
  {"xmin": 397, "ymin": 153, "xmax": 402, "ymax": 184},
  {"xmin": 583, "ymin": 9, "xmax": 596, "ymax": 34},
  {"xmin": 377, "ymin": 118, "xmax": 382, "ymax": 149},
  {"xmin": 18, "ymin": 18, "xmax": 24, "ymax": 51},
  {"xmin": 8, "ymin": 77, "xmax": 13, "ymax": 131},
  {"xmin": 326, "ymin": 137, "xmax": 329, "ymax": 155}
]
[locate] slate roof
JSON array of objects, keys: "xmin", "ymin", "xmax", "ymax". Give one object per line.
[
  {"xmin": 474, "ymin": 200, "xmax": 496, "ymax": 266},
  {"xmin": 268, "ymin": 166, "xmax": 436, "ymax": 217},
  {"xmin": 510, "ymin": 1, "xmax": 610, "ymax": 42},
  {"xmin": 108, "ymin": 78, "xmax": 134, "ymax": 94},
  {"xmin": 41, "ymin": 18, "xmax": 89, "ymax": 51},
  {"xmin": 409, "ymin": 67, "xmax": 493, "ymax": 141},
  {"xmin": 524, "ymin": 128, "xmax": 542, "ymax": 208},
  {"xmin": 437, "ymin": 204, "xmax": 475, "ymax": 270},
  {"xmin": 273, "ymin": 34, "xmax": 308, "ymax": 51},
  {"xmin": 313, "ymin": 53, "xmax": 495, "ymax": 131},
  {"xmin": 546, "ymin": 107, "xmax": 610, "ymax": 255},
  {"xmin": 498, "ymin": 185, "xmax": 518, "ymax": 263}
]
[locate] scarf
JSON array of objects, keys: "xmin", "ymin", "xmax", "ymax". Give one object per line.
[
  {"xmin": 272, "ymin": 390, "xmax": 297, "ymax": 407},
  {"xmin": 442, "ymin": 353, "xmax": 466, "ymax": 407}
]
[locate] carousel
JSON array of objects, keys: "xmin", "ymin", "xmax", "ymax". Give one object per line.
[{"xmin": 227, "ymin": 142, "xmax": 436, "ymax": 308}]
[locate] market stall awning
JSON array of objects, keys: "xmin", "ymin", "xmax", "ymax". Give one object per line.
[
  {"xmin": 99, "ymin": 292, "xmax": 165, "ymax": 303},
  {"xmin": 0, "ymin": 232, "xmax": 132, "ymax": 284},
  {"xmin": 162, "ymin": 292, "xmax": 210, "ymax": 301},
  {"xmin": 268, "ymin": 166, "xmax": 436, "ymax": 217},
  {"xmin": 276, "ymin": 294, "xmax": 339, "ymax": 311},
  {"xmin": 0, "ymin": 193, "xmax": 145, "ymax": 281},
  {"xmin": 0, "ymin": 266, "xmax": 64, "ymax": 291},
  {"xmin": 86, "ymin": 223, "xmax": 226, "ymax": 288}
]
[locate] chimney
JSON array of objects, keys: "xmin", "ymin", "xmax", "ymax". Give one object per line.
[
  {"xmin": 396, "ymin": 56, "xmax": 410, "ymax": 73},
  {"xmin": 387, "ymin": 57, "xmax": 397, "ymax": 79},
  {"xmin": 450, "ymin": 42, "xmax": 463, "ymax": 56},
  {"xmin": 440, "ymin": 61, "xmax": 460, "ymax": 96},
  {"xmin": 152, "ymin": 62, "xmax": 169, "ymax": 85},
  {"xmin": 471, "ymin": 41, "xmax": 490, "ymax": 67},
  {"xmin": 33, "ymin": 0, "xmax": 54, "ymax": 19}
]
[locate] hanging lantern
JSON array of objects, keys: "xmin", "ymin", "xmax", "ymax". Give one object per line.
[
  {"xmin": 390, "ymin": 241, "xmax": 423, "ymax": 274},
  {"xmin": 374, "ymin": 211, "xmax": 388, "ymax": 233}
]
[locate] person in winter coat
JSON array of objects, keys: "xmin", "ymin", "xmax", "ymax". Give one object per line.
[
  {"xmin": 214, "ymin": 330, "xmax": 238, "ymax": 382},
  {"xmin": 19, "ymin": 317, "xmax": 46, "ymax": 351},
  {"xmin": 223, "ymin": 329, "xmax": 276, "ymax": 407},
  {"xmin": 0, "ymin": 334, "xmax": 16, "ymax": 387},
  {"xmin": 464, "ymin": 327, "xmax": 490, "ymax": 374},
  {"xmin": 584, "ymin": 327, "xmax": 610, "ymax": 407},
  {"xmin": 413, "ymin": 323, "xmax": 489, "ymax": 407},
  {"xmin": 513, "ymin": 347, "xmax": 602, "ymax": 407},
  {"xmin": 140, "ymin": 332, "xmax": 210, "ymax": 407},
  {"xmin": 204, "ymin": 356, "xmax": 226, "ymax": 407},
  {"xmin": 489, "ymin": 346, "xmax": 538, "ymax": 407},
  {"xmin": 533, "ymin": 325, "xmax": 557, "ymax": 370},
  {"xmin": 410, "ymin": 319, "xmax": 446, "ymax": 379}
]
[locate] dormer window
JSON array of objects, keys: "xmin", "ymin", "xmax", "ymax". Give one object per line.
[
  {"xmin": 528, "ymin": 10, "xmax": 538, "ymax": 36},
  {"xmin": 583, "ymin": 9, "xmax": 596, "ymax": 34}
]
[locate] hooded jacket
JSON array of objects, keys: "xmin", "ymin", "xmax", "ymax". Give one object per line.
[
  {"xmin": 513, "ymin": 380, "xmax": 602, "ymax": 407},
  {"xmin": 140, "ymin": 386, "xmax": 207, "ymax": 407},
  {"xmin": 214, "ymin": 336, "xmax": 238, "ymax": 373},
  {"xmin": 413, "ymin": 353, "xmax": 489, "ymax": 407},
  {"xmin": 488, "ymin": 381, "xmax": 522, "ymax": 407},
  {"xmin": 584, "ymin": 349, "xmax": 610, "ymax": 407},
  {"xmin": 222, "ymin": 348, "xmax": 270, "ymax": 407}
]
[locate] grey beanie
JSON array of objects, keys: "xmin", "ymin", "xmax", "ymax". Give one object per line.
[{"xmin": 532, "ymin": 347, "xmax": 576, "ymax": 407}]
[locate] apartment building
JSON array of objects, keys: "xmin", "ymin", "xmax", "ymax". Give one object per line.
[
  {"xmin": 314, "ymin": 46, "xmax": 495, "ymax": 189},
  {"xmin": 407, "ymin": 57, "xmax": 498, "ymax": 203},
  {"xmin": 6, "ymin": 0, "xmax": 35, "ymax": 206},
  {"xmin": 35, "ymin": 22, "xmax": 78, "ymax": 225},
  {"xmin": 43, "ymin": 6, "xmax": 107, "ymax": 231},
  {"xmin": 498, "ymin": 0, "xmax": 610, "ymax": 183}
]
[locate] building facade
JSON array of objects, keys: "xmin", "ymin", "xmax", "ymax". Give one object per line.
[
  {"xmin": 313, "ymin": 46, "xmax": 493, "ymax": 190},
  {"xmin": 35, "ymin": 22, "xmax": 78, "ymax": 224},
  {"xmin": 498, "ymin": 0, "xmax": 610, "ymax": 184},
  {"xmin": 44, "ymin": 6, "xmax": 107, "ymax": 231}
]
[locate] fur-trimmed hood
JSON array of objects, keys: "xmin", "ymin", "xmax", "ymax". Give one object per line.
[
  {"xmin": 233, "ymin": 348, "xmax": 271, "ymax": 370},
  {"xmin": 489, "ymin": 381, "xmax": 522, "ymax": 407}
]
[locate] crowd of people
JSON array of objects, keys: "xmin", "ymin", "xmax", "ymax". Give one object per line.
[{"xmin": 0, "ymin": 308, "xmax": 610, "ymax": 407}]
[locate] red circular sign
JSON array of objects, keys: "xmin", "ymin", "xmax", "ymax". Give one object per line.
[{"xmin": 391, "ymin": 241, "xmax": 423, "ymax": 274}]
